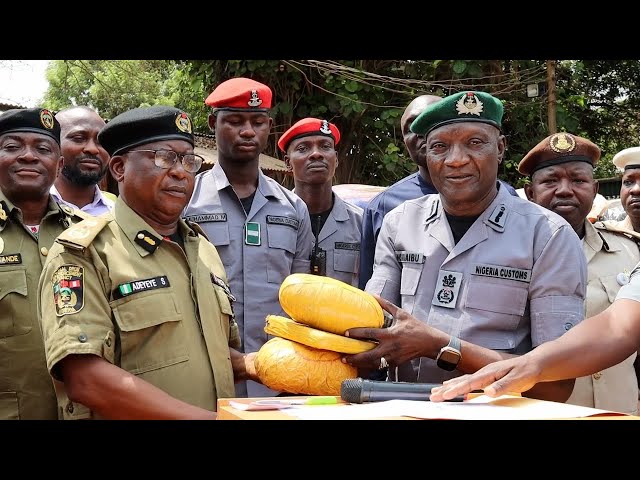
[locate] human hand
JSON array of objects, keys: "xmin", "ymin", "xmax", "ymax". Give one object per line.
[
  {"xmin": 341, "ymin": 294, "xmax": 441, "ymax": 370},
  {"xmin": 429, "ymin": 356, "xmax": 542, "ymax": 402}
]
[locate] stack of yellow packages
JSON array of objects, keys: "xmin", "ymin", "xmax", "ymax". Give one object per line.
[{"xmin": 254, "ymin": 273, "xmax": 385, "ymax": 396}]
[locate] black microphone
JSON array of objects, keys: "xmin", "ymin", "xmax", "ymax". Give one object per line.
[{"xmin": 340, "ymin": 378, "xmax": 465, "ymax": 403}]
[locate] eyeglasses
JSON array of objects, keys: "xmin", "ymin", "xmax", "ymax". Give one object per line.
[{"xmin": 126, "ymin": 149, "xmax": 204, "ymax": 173}]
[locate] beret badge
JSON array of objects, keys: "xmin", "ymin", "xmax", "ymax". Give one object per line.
[
  {"xmin": 319, "ymin": 120, "xmax": 332, "ymax": 135},
  {"xmin": 455, "ymin": 92, "xmax": 484, "ymax": 116},
  {"xmin": 248, "ymin": 90, "xmax": 263, "ymax": 108},
  {"xmin": 175, "ymin": 112, "xmax": 192, "ymax": 134},
  {"xmin": 549, "ymin": 133, "xmax": 576, "ymax": 153},
  {"xmin": 40, "ymin": 109, "xmax": 55, "ymax": 130}
]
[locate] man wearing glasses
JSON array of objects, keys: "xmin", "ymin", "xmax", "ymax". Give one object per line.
[
  {"xmin": 38, "ymin": 105, "xmax": 260, "ymax": 419},
  {"xmin": 183, "ymin": 78, "xmax": 314, "ymax": 398}
]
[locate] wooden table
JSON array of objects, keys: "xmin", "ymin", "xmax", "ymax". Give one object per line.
[{"xmin": 217, "ymin": 396, "xmax": 640, "ymax": 420}]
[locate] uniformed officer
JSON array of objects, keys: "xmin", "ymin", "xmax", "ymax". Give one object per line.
[
  {"xmin": 519, "ymin": 132, "xmax": 640, "ymax": 414},
  {"xmin": 278, "ymin": 118, "xmax": 362, "ymax": 287},
  {"xmin": 183, "ymin": 77, "xmax": 313, "ymax": 398},
  {"xmin": 602, "ymin": 147, "xmax": 640, "ymax": 239},
  {"xmin": 38, "ymin": 105, "xmax": 258, "ymax": 419},
  {"xmin": 430, "ymin": 260, "xmax": 640, "ymax": 402},
  {"xmin": 342, "ymin": 91, "xmax": 587, "ymax": 403},
  {"xmin": 0, "ymin": 107, "xmax": 84, "ymax": 419}
]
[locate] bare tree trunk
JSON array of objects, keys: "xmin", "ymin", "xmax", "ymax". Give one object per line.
[{"xmin": 547, "ymin": 60, "xmax": 557, "ymax": 134}]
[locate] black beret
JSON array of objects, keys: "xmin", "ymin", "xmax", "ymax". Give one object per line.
[
  {"xmin": 0, "ymin": 108, "xmax": 60, "ymax": 144},
  {"xmin": 98, "ymin": 105, "xmax": 195, "ymax": 156}
]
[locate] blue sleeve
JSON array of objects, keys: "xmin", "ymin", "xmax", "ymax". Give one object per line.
[{"xmin": 358, "ymin": 204, "xmax": 376, "ymax": 289}]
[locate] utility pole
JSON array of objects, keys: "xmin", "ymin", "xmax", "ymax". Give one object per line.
[{"xmin": 546, "ymin": 60, "xmax": 557, "ymax": 134}]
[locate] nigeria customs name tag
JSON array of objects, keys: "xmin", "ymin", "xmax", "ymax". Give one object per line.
[
  {"xmin": 245, "ymin": 222, "xmax": 261, "ymax": 246},
  {"xmin": 432, "ymin": 270, "xmax": 463, "ymax": 309}
]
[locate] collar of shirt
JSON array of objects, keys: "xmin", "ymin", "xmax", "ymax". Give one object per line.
[{"xmin": 50, "ymin": 184, "xmax": 114, "ymax": 216}]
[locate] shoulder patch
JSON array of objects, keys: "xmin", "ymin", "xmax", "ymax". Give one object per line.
[{"xmin": 56, "ymin": 216, "xmax": 110, "ymax": 251}]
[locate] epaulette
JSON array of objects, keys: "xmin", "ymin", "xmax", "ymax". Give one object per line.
[
  {"xmin": 185, "ymin": 219, "xmax": 211, "ymax": 242},
  {"xmin": 597, "ymin": 220, "xmax": 640, "ymax": 240},
  {"xmin": 56, "ymin": 216, "xmax": 111, "ymax": 252}
]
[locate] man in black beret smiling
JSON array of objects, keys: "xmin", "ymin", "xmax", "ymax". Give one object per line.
[
  {"xmin": 0, "ymin": 107, "xmax": 85, "ymax": 419},
  {"xmin": 38, "ymin": 105, "xmax": 260, "ymax": 419},
  {"xmin": 343, "ymin": 91, "xmax": 588, "ymax": 403}
]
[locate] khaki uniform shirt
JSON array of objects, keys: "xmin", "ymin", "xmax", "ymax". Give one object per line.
[
  {"xmin": 567, "ymin": 221, "xmax": 639, "ymax": 414},
  {"xmin": 38, "ymin": 199, "xmax": 238, "ymax": 419},
  {"xmin": 0, "ymin": 190, "xmax": 81, "ymax": 419},
  {"xmin": 183, "ymin": 162, "xmax": 313, "ymax": 398},
  {"xmin": 367, "ymin": 185, "xmax": 587, "ymax": 384}
]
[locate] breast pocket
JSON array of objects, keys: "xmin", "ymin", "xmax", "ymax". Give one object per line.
[
  {"xmin": 600, "ymin": 274, "xmax": 622, "ymax": 305},
  {"xmin": 0, "ymin": 268, "xmax": 30, "ymax": 339},
  {"xmin": 400, "ymin": 263, "xmax": 423, "ymax": 315},
  {"xmin": 266, "ymin": 224, "xmax": 296, "ymax": 284},
  {"xmin": 333, "ymin": 249, "xmax": 359, "ymax": 274},
  {"xmin": 111, "ymin": 291, "xmax": 188, "ymax": 375},
  {"xmin": 205, "ymin": 222, "xmax": 231, "ymax": 248},
  {"xmin": 465, "ymin": 279, "xmax": 528, "ymax": 349}
]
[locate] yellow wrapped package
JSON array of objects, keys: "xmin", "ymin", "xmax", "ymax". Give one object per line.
[
  {"xmin": 255, "ymin": 337, "xmax": 357, "ymax": 396},
  {"xmin": 265, "ymin": 315, "xmax": 376, "ymax": 354},
  {"xmin": 279, "ymin": 273, "xmax": 384, "ymax": 335}
]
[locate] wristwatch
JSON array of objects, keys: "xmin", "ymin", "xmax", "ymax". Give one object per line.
[{"xmin": 436, "ymin": 336, "xmax": 461, "ymax": 371}]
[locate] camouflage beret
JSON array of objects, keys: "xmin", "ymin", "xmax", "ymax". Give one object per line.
[
  {"xmin": 98, "ymin": 105, "xmax": 194, "ymax": 156},
  {"xmin": 612, "ymin": 146, "xmax": 640, "ymax": 171},
  {"xmin": 0, "ymin": 108, "xmax": 60, "ymax": 144},
  {"xmin": 410, "ymin": 91, "xmax": 503, "ymax": 136},
  {"xmin": 205, "ymin": 77, "xmax": 272, "ymax": 113},
  {"xmin": 518, "ymin": 132, "xmax": 600, "ymax": 176},
  {"xmin": 277, "ymin": 118, "xmax": 341, "ymax": 153}
]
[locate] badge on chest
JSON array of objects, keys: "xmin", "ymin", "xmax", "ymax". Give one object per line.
[{"xmin": 432, "ymin": 270, "xmax": 463, "ymax": 309}]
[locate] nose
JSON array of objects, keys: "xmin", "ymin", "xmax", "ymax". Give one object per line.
[
  {"xmin": 17, "ymin": 145, "xmax": 41, "ymax": 162},
  {"xmin": 555, "ymin": 178, "xmax": 574, "ymax": 196},
  {"xmin": 629, "ymin": 181, "xmax": 640, "ymax": 195},
  {"xmin": 443, "ymin": 143, "xmax": 470, "ymax": 166},
  {"xmin": 239, "ymin": 121, "xmax": 256, "ymax": 138},
  {"xmin": 84, "ymin": 138, "xmax": 103, "ymax": 155}
]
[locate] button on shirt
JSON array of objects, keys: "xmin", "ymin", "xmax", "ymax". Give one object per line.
[
  {"xmin": 183, "ymin": 162, "xmax": 313, "ymax": 398},
  {"xmin": 50, "ymin": 184, "xmax": 114, "ymax": 216},
  {"xmin": 367, "ymin": 185, "xmax": 587, "ymax": 384}
]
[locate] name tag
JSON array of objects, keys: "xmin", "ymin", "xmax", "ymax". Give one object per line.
[
  {"xmin": 185, "ymin": 213, "xmax": 227, "ymax": 223},
  {"xmin": 266, "ymin": 215, "xmax": 299, "ymax": 229},
  {"xmin": 113, "ymin": 275, "xmax": 170, "ymax": 300},
  {"xmin": 471, "ymin": 263, "xmax": 531, "ymax": 283},
  {"xmin": 0, "ymin": 253, "xmax": 22, "ymax": 265},
  {"xmin": 335, "ymin": 242, "xmax": 359, "ymax": 251},
  {"xmin": 395, "ymin": 251, "xmax": 425, "ymax": 264},
  {"xmin": 432, "ymin": 270, "xmax": 463, "ymax": 309}
]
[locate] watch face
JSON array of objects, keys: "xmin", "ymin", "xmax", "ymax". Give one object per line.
[{"xmin": 437, "ymin": 347, "xmax": 461, "ymax": 371}]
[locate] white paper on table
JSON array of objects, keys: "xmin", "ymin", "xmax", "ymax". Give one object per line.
[{"xmin": 280, "ymin": 395, "xmax": 627, "ymax": 420}]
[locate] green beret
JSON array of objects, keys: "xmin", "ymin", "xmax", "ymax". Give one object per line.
[
  {"xmin": 98, "ymin": 105, "xmax": 194, "ymax": 156},
  {"xmin": 410, "ymin": 91, "xmax": 503, "ymax": 136},
  {"xmin": 0, "ymin": 108, "xmax": 60, "ymax": 144}
]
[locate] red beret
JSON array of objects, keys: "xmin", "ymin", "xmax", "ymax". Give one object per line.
[
  {"xmin": 277, "ymin": 118, "xmax": 341, "ymax": 153},
  {"xmin": 205, "ymin": 77, "xmax": 272, "ymax": 112},
  {"xmin": 518, "ymin": 132, "xmax": 600, "ymax": 176}
]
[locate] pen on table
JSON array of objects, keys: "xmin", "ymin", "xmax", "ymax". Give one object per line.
[{"xmin": 254, "ymin": 396, "xmax": 339, "ymax": 406}]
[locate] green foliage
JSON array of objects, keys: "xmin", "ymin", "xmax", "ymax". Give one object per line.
[{"xmin": 41, "ymin": 59, "xmax": 640, "ymax": 190}]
